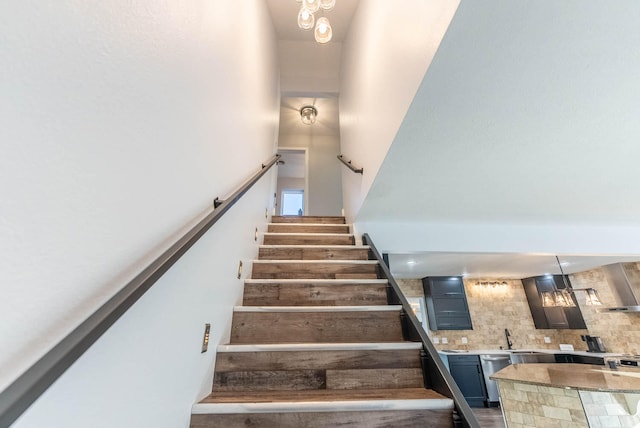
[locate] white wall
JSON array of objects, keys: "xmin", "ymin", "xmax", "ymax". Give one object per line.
[
  {"xmin": 354, "ymin": 1, "xmax": 640, "ymax": 256},
  {"xmin": 0, "ymin": 1, "xmax": 279, "ymax": 426},
  {"xmin": 339, "ymin": 0, "xmax": 461, "ymax": 222},
  {"xmin": 278, "ymin": 135, "xmax": 343, "ymax": 216}
]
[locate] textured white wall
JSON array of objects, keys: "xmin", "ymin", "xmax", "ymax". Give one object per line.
[
  {"xmin": 0, "ymin": 1, "xmax": 279, "ymax": 426},
  {"xmin": 354, "ymin": 1, "xmax": 640, "ymax": 256},
  {"xmin": 338, "ymin": 0, "xmax": 461, "ymax": 222},
  {"xmin": 278, "ymin": 135, "xmax": 343, "ymax": 216}
]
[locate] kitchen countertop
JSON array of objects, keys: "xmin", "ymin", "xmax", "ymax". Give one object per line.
[
  {"xmin": 490, "ymin": 363, "xmax": 640, "ymax": 392},
  {"xmin": 437, "ymin": 348, "xmax": 622, "ymax": 358}
]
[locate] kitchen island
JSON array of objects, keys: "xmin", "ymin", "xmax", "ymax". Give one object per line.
[{"xmin": 491, "ymin": 363, "xmax": 640, "ymax": 427}]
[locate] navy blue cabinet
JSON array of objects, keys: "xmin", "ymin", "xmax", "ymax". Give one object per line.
[
  {"xmin": 447, "ymin": 355, "xmax": 487, "ymax": 407},
  {"xmin": 555, "ymin": 354, "xmax": 604, "ymax": 365},
  {"xmin": 422, "ymin": 276, "xmax": 473, "ymax": 330},
  {"xmin": 522, "ymin": 275, "xmax": 586, "ymax": 329}
]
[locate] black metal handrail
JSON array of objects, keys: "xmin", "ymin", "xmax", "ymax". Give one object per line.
[
  {"xmin": 337, "ymin": 155, "xmax": 363, "ymax": 174},
  {"xmin": 362, "ymin": 233, "xmax": 481, "ymax": 428},
  {"xmin": 0, "ymin": 154, "xmax": 281, "ymax": 428}
]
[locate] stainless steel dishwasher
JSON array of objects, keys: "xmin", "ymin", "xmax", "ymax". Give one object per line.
[{"xmin": 479, "ymin": 354, "xmax": 511, "ymax": 406}]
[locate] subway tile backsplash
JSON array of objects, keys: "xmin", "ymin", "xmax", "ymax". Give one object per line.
[{"xmin": 397, "ymin": 262, "xmax": 640, "ymax": 354}]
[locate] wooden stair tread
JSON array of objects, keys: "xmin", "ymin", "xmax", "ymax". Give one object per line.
[
  {"xmin": 259, "ymin": 245, "xmax": 369, "ymax": 248},
  {"xmin": 201, "ymin": 388, "xmax": 449, "ymax": 404},
  {"xmin": 253, "ymin": 259, "xmax": 378, "ymax": 264},
  {"xmin": 217, "ymin": 342, "xmax": 423, "ymax": 352},
  {"xmin": 233, "ymin": 305, "xmax": 400, "ymax": 312},
  {"xmin": 267, "ymin": 224, "xmax": 351, "ymax": 234},
  {"xmin": 258, "ymin": 246, "xmax": 369, "ymax": 261},
  {"xmin": 272, "ymin": 216, "xmax": 346, "ymax": 224},
  {"xmin": 243, "ymin": 281, "xmax": 387, "ymax": 306},
  {"xmin": 263, "ymin": 233, "xmax": 355, "ymax": 246},
  {"xmin": 244, "ymin": 279, "xmax": 387, "ymax": 284}
]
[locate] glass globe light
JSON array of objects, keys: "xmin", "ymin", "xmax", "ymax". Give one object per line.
[
  {"xmin": 314, "ymin": 17, "xmax": 332, "ymax": 44},
  {"xmin": 302, "ymin": 0, "xmax": 320, "ymax": 13},
  {"xmin": 320, "ymin": 0, "xmax": 336, "ymax": 10},
  {"xmin": 297, "ymin": 7, "xmax": 314, "ymax": 30}
]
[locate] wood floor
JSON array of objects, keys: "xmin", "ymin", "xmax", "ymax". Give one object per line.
[{"xmin": 473, "ymin": 407, "xmax": 506, "ymax": 428}]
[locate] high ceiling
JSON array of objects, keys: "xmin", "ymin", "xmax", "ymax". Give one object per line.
[
  {"xmin": 265, "ymin": 0, "xmax": 358, "ymax": 136},
  {"xmin": 389, "ymin": 253, "xmax": 640, "ymax": 280},
  {"xmin": 267, "ymin": 1, "xmax": 640, "ymax": 279},
  {"xmin": 265, "ymin": 0, "xmax": 360, "ymax": 42}
]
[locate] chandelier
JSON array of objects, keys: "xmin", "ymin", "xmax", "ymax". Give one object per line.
[
  {"xmin": 296, "ymin": 0, "xmax": 335, "ymax": 44},
  {"xmin": 540, "ymin": 256, "xmax": 602, "ymax": 307}
]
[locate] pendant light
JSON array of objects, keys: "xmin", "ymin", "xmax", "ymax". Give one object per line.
[
  {"xmin": 294, "ymin": 0, "xmax": 336, "ymax": 44},
  {"xmin": 297, "ymin": 7, "xmax": 315, "ymax": 30},
  {"xmin": 585, "ymin": 288, "xmax": 603, "ymax": 306},
  {"xmin": 314, "ymin": 16, "xmax": 332, "ymax": 44},
  {"xmin": 302, "ymin": 0, "xmax": 320, "ymax": 13},
  {"xmin": 541, "ymin": 256, "xmax": 602, "ymax": 307},
  {"xmin": 320, "ymin": 0, "xmax": 336, "ymax": 10}
]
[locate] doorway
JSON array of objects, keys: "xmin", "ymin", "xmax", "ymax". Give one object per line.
[{"xmin": 276, "ymin": 148, "xmax": 308, "ymax": 216}]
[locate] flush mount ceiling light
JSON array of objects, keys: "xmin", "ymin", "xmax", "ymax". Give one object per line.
[
  {"xmin": 296, "ymin": 0, "xmax": 335, "ymax": 44},
  {"xmin": 300, "ymin": 105, "xmax": 317, "ymax": 125}
]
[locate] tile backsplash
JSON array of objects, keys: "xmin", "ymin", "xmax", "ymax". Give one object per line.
[
  {"xmin": 398, "ymin": 262, "xmax": 640, "ymax": 354},
  {"xmin": 570, "ymin": 262, "xmax": 640, "ymax": 355}
]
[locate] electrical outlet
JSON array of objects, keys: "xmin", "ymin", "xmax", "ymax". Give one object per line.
[
  {"xmin": 254, "ymin": 227, "xmax": 258, "ymax": 242},
  {"xmin": 433, "ymin": 337, "xmax": 440, "ymax": 344},
  {"xmin": 441, "ymin": 337, "xmax": 448, "ymax": 344},
  {"xmin": 237, "ymin": 260, "xmax": 243, "ymax": 279},
  {"xmin": 461, "ymin": 337, "xmax": 468, "ymax": 344},
  {"xmin": 265, "ymin": 208, "xmax": 268, "ymax": 219},
  {"xmin": 544, "ymin": 336, "xmax": 551, "ymax": 343},
  {"xmin": 201, "ymin": 323, "xmax": 211, "ymax": 353}
]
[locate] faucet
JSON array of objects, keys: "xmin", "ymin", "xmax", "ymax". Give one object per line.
[{"xmin": 505, "ymin": 328, "xmax": 513, "ymax": 350}]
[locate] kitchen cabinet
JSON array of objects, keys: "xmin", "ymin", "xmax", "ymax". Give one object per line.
[
  {"xmin": 555, "ymin": 354, "xmax": 604, "ymax": 365},
  {"xmin": 522, "ymin": 275, "xmax": 587, "ymax": 329},
  {"xmin": 422, "ymin": 276, "xmax": 473, "ymax": 330},
  {"xmin": 447, "ymin": 354, "xmax": 487, "ymax": 407}
]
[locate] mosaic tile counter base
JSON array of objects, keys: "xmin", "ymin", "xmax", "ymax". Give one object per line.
[{"xmin": 497, "ymin": 381, "xmax": 640, "ymax": 427}]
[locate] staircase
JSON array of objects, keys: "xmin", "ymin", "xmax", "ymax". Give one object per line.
[{"xmin": 190, "ymin": 216, "xmax": 455, "ymax": 427}]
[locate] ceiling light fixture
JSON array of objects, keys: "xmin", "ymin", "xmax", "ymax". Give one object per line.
[
  {"xmin": 300, "ymin": 105, "xmax": 317, "ymax": 125},
  {"xmin": 296, "ymin": 0, "xmax": 335, "ymax": 44},
  {"xmin": 540, "ymin": 256, "xmax": 602, "ymax": 307},
  {"xmin": 314, "ymin": 17, "xmax": 332, "ymax": 44},
  {"xmin": 297, "ymin": 7, "xmax": 314, "ymax": 29}
]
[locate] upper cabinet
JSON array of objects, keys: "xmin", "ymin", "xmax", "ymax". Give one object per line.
[
  {"xmin": 422, "ymin": 276, "xmax": 473, "ymax": 330},
  {"xmin": 522, "ymin": 275, "xmax": 587, "ymax": 330}
]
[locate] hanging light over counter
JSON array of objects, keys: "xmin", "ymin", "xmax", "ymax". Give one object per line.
[{"xmin": 540, "ymin": 256, "xmax": 602, "ymax": 307}]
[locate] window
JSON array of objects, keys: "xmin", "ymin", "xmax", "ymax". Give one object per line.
[{"xmin": 281, "ymin": 189, "xmax": 304, "ymax": 215}]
